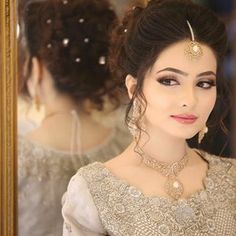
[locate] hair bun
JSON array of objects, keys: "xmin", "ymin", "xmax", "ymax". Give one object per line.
[{"xmin": 21, "ymin": 0, "xmax": 119, "ymax": 110}]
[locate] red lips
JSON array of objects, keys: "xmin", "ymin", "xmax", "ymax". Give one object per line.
[{"xmin": 170, "ymin": 114, "xmax": 198, "ymax": 124}]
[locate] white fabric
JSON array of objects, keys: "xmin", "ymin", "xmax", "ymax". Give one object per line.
[{"xmin": 62, "ymin": 174, "xmax": 105, "ymax": 236}]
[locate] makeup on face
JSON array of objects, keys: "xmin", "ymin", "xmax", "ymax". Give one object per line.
[
  {"xmin": 155, "ymin": 67, "xmax": 216, "ymax": 89},
  {"xmin": 170, "ymin": 114, "xmax": 198, "ymax": 125},
  {"xmin": 140, "ymin": 41, "xmax": 217, "ymax": 139}
]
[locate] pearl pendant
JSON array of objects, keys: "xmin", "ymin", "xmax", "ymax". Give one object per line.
[
  {"xmin": 165, "ymin": 177, "xmax": 184, "ymax": 200},
  {"xmin": 185, "ymin": 41, "xmax": 203, "ymax": 60}
]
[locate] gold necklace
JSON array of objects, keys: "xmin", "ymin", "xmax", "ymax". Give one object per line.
[{"xmin": 139, "ymin": 148, "xmax": 189, "ymax": 200}]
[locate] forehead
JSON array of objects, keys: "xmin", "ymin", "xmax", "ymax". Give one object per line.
[{"xmin": 150, "ymin": 40, "xmax": 217, "ymax": 74}]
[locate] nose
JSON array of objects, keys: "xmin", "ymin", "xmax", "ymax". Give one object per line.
[{"xmin": 179, "ymin": 86, "xmax": 197, "ymax": 108}]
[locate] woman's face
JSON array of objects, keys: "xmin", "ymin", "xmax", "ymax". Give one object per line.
[{"xmin": 140, "ymin": 40, "xmax": 217, "ymax": 139}]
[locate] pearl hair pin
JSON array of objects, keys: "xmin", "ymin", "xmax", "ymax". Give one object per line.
[
  {"xmin": 75, "ymin": 58, "xmax": 81, "ymax": 63},
  {"xmin": 44, "ymin": 16, "xmax": 108, "ymax": 66},
  {"xmin": 63, "ymin": 38, "xmax": 70, "ymax": 47},
  {"xmin": 99, "ymin": 56, "xmax": 106, "ymax": 65},
  {"xmin": 46, "ymin": 19, "xmax": 52, "ymax": 24},
  {"xmin": 84, "ymin": 38, "xmax": 89, "ymax": 43}
]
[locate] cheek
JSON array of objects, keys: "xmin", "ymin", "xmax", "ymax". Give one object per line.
[
  {"xmin": 143, "ymin": 87, "xmax": 176, "ymax": 119},
  {"xmin": 198, "ymin": 90, "xmax": 217, "ymax": 118}
]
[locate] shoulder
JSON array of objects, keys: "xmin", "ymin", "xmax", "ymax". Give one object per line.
[
  {"xmin": 66, "ymin": 162, "xmax": 118, "ymax": 204},
  {"xmin": 202, "ymin": 150, "xmax": 236, "ymax": 177},
  {"xmin": 18, "ymin": 134, "xmax": 72, "ymax": 157},
  {"xmin": 17, "ymin": 135, "xmax": 77, "ymax": 180},
  {"xmin": 64, "ymin": 162, "xmax": 110, "ymax": 197},
  {"xmin": 74, "ymin": 162, "xmax": 109, "ymax": 185},
  {"xmin": 62, "ymin": 167, "xmax": 105, "ymax": 233},
  {"xmin": 218, "ymin": 156, "xmax": 236, "ymax": 177},
  {"xmin": 18, "ymin": 135, "xmax": 39, "ymax": 162},
  {"xmin": 18, "ymin": 135, "xmax": 46, "ymax": 155},
  {"xmin": 18, "ymin": 135, "xmax": 30, "ymax": 150},
  {"xmin": 18, "ymin": 135, "xmax": 52, "ymax": 165}
]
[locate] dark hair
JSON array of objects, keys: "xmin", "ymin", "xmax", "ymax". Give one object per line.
[
  {"xmin": 109, "ymin": 0, "xmax": 230, "ymax": 151},
  {"xmin": 19, "ymin": 0, "xmax": 119, "ymax": 110}
]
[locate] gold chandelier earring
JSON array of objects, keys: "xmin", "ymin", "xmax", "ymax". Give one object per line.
[
  {"xmin": 198, "ymin": 126, "xmax": 208, "ymax": 144},
  {"xmin": 128, "ymin": 99, "xmax": 145, "ymax": 141}
]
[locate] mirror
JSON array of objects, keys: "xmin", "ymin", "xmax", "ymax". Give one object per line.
[
  {"xmin": 0, "ymin": 0, "xmax": 17, "ymax": 235},
  {"xmin": 15, "ymin": 0, "xmax": 236, "ymax": 235},
  {"xmin": 1, "ymin": 0, "xmax": 235, "ymax": 236},
  {"xmin": 16, "ymin": 1, "xmax": 147, "ymax": 235}
]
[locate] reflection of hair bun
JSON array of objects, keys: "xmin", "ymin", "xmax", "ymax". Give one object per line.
[{"xmin": 22, "ymin": 0, "xmax": 118, "ymax": 110}]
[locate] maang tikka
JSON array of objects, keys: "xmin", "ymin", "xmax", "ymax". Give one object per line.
[{"xmin": 185, "ymin": 20, "xmax": 203, "ymax": 60}]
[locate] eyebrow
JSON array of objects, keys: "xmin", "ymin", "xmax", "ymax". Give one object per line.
[{"xmin": 156, "ymin": 67, "xmax": 216, "ymax": 77}]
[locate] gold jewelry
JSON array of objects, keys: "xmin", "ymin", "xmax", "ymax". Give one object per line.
[
  {"xmin": 33, "ymin": 94, "xmax": 41, "ymax": 112},
  {"xmin": 140, "ymin": 149, "xmax": 189, "ymax": 200},
  {"xmin": 185, "ymin": 20, "xmax": 203, "ymax": 60},
  {"xmin": 198, "ymin": 126, "xmax": 208, "ymax": 144},
  {"xmin": 128, "ymin": 99, "xmax": 145, "ymax": 141}
]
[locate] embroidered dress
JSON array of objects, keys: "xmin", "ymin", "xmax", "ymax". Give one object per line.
[
  {"xmin": 62, "ymin": 152, "xmax": 236, "ymax": 236},
  {"xmin": 18, "ymin": 126, "xmax": 131, "ymax": 236}
]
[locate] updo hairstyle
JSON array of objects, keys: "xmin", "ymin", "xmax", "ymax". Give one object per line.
[
  {"xmin": 20, "ymin": 0, "xmax": 119, "ymax": 110},
  {"xmin": 109, "ymin": 0, "xmax": 231, "ymax": 150}
]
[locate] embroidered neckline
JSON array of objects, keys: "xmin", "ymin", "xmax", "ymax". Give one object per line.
[
  {"xmin": 79, "ymin": 153, "xmax": 236, "ymax": 236},
  {"xmin": 89, "ymin": 151, "xmax": 231, "ymax": 204}
]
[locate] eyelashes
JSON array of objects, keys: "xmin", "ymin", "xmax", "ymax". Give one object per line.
[
  {"xmin": 156, "ymin": 75, "xmax": 216, "ymax": 89},
  {"xmin": 157, "ymin": 76, "xmax": 178, "ymax": 86},
  {"xmin": 197, "ymin": 80, "xmax": 216, "ymax": 89}
]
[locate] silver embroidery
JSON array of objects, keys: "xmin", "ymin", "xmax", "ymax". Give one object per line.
[
  {"xmin": 158, "ymin": 224, "xmax": 171, "ymax": 235},
  {"xmin": 79, "ymin": 155, "xmax": 236, "ymax": 236}
]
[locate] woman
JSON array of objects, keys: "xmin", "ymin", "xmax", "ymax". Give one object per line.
[
  {"xmin": 62, "ymin": 0, "xmax": 236, "ymax": 235},
  {"xmin": 18, "ymin": 0, "xmax": 131, "ymax": 235}
]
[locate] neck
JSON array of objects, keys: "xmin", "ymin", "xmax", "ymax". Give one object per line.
[
  {"xmin": 42, "ymin": 95, "xmax": 99, "ymax": 128},
  {"xmin": 44, "ymin": 95, "xmax": 81, "ymax": 117},
  {"xmin": 135, "ymin": 128, "xmax": 188, "ymax": 163}
]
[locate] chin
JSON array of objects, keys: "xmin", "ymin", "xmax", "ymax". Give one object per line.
[{"xmin": 168, "ymin": 129, "xmax": 199, "ymax": 140}]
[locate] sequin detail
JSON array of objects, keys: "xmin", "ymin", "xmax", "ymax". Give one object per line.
[{"xmin": 79, "ymin": 155, "xmax": 236, "ymax": 235}]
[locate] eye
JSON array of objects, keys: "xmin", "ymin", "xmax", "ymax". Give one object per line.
[
  {"xmin": 197, "ymin": 80, "xmax": 216, "ymax": 89},
  {"xmin": 157, "ymin": 76, "xmax": 179, "ymax": 86}
]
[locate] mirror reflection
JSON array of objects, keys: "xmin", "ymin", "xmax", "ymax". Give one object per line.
[
  {"xmin": 17, "ymin": 0, "xmax": 145, "ymax": 235},
  {"xmin": 17, "ymin": 0, "xmax": 235, "ymax": 236}
]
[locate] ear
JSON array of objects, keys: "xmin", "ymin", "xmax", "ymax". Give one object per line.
[
  {"xmin": 125, "ymin": 74, "xmax": 137, "ymax": 100},
  {"xmin": 27, "ymin": 57, "xmax": 42, "ymax": 97}
]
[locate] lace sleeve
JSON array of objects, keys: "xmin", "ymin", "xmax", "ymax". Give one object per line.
[{"xmin": 62, "ymin": 172, "xmax": 106, "ymax": 236}]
